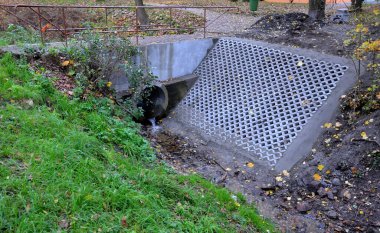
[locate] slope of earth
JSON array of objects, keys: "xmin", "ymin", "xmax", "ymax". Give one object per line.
[{"xmin": 0, "ymin": 53, "xmax": 275, "ymax": 232}]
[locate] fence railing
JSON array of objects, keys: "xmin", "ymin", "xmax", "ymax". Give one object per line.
[{"xmin": 0, "ymin": 4, "xmax": 238, "ymax": 45}]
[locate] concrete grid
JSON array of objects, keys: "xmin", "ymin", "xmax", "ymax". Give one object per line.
[{"xmin": 172, "ymin": 38, "xmax": 356, "ymax": 170}]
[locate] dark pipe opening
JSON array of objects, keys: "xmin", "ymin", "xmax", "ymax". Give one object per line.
[{"xmin": 139, "ymin": 84, "xmax": 169, "ymax": 120}]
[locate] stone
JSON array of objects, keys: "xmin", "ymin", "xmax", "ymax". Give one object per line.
[
  {"xmin": 339, "ymin": 189, "xmax": 351, "ymax": 200},
  {"xmin": 326, "ymin": 210, "xmax": 338, "ymax": 219},
  {"xmin": 332, "ymin": 178, "xmax": 341, "ymax": 186},
  {"xmin": 317, "ymin": 187, "xmax": 327, "ymax": 197},
  {"xmin": 321, "ymin": 180, "xmax": 329, "ymax": 188},
  {"xmin": 296, "ymin": 201, "xmax": 312, "ymax": 213},
  {"xmin": 307, "ymin": 180, "xmax": 321, "ymax": 193},
  {"xmin": 309, "ymin": 157, "xmax": 320, "ymax": 166},
  {"xmin": 327, "ymin": 191, "xmax": 335, "ymax": 200},
  {"xmin": 259, "ymin": 181, "xmax": 276, "ymax": 191}
]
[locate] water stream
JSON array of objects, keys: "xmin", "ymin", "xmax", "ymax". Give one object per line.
[{"xmin": 148, "ymin": 117, "xmax": 161, "ymax": 134}]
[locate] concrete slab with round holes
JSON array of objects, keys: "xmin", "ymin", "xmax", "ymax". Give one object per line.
[{"xmin": 169, "ymin": 37, "xmax": 356, "ymax": 171}]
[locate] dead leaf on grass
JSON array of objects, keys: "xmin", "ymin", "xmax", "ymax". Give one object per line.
[
  {"xmin": 121, "ymin": 216, "xmax": 128, "ymax": 228},
  {"xmin": 58, "ymin": 219, "xmax": 70, "ymax": 229}
]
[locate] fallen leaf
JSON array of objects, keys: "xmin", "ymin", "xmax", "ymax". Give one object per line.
[
  {"xmin": 41, "ymin": 23, "xmax": 52, "ymax": 33},
  {"xmin": 313, "ymin": 173, "xmax": 322, "ymax": 181},
  {"xmin": 282, "ymin": 170, "xmax": 290, "ymax": 177},
  {"xmin": 361, "ymin": 132, "xmax": 368, "ymax": 140},
  {"xmin": 376, "ymin": 92, "xmax": 380, "ymax": 100},
  {"xmin": 247, "ymin": 162, "xmax": 254, "ymax": 168},
  {"xmin": 106, "ymin": 82, "xmax": 112, "ymax": 88},
  {"xmin": 365, "ymin": 119, "xmax": 374, "ymax": 125},
  {"xmin": 265, "ymin": 190, "xmax": 274, "ymax": 196},
  {"xmin": 323, "ymin": 122, "xmax": 333, "ymax": 128},
  {"xmin": 351, "ymin": 166, "xmax": 358, "ymax": 174},
  {"xmin": 301, "ymin": 99, "xmax": 310, "ymax": 106},
  {"xmin": 61, "ymin": 60, "xmax": 70, "ymax": 67},
  {"xmin": 296, "ymin": 61, "xmax": 304, "ymax": 67},
  {"xmin": 226, "ymin": 167, "xmax": 231, "ymax": 171},
  {"xmin": 275, "ymin": 176, "xmax": 283, "ymax": 182},
  {"xmin": 288, "ymin": 75, "xmax": 293, "ymax": 80},
  {"xmin": 326, "ymin": 170, "xmax": 331, "ymax": 174},
  {"xmin": 335, "ymin": 122, "xmax": 342, "ymax": 127},
  {"xmin": 58, "ymin": 219, "xmax": 69, "ymax": 229},
  {"xmin": 25, "ymin": 203, "xmax": 31, "ymax": 213},
  {"xmin": 121, "ymin": 216, "xmax": 128, "ymax": 227},
  {"xmin": 248, "ymin": 109, "xmax": 254, "ymax": 116},
  {"xmin": 317, "ymin": 164, "xmax": 324, "ymax": 171}
]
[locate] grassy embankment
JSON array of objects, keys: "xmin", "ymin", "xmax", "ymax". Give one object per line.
[{"xmin": 0, "ymin": 53, "xmax": 275, "ymax": 232}]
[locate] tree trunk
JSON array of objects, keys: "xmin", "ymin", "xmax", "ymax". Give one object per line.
[
  {"xmin": 134, "ymin": 0, "xmax": 149, "ymax": 26},
  {"xmin": 351, "ymin": 0, "xmax": 363, "ymax": 11},
  {"xmin": 308, "ymin": 0, "xmax": 326, "ymax": 20}
]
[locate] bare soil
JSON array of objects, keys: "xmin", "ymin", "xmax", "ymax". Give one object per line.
[{"xmin": 237, "ymin": 12, "xmax": 352, "ymax": 56}]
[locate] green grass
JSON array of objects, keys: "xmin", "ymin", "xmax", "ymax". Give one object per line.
[{"xmin": 0, "ymin": 53, "xmax": 276, "ymax": 232}]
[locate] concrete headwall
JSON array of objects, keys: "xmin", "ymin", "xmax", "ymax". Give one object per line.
[{"xmin": 139, "ymin": 38, "xmax": 216, "ymax": 81}]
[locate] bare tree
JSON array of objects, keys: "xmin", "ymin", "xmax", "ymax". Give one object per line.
[
  {"xmin": 134, "ymin": 0, "xmax": 149, "ymax": 26},
  {"xmin": 308, "ymin": 0, "xmax": 326, "ymax": 20}
]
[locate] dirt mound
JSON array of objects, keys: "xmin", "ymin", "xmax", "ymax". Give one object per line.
[{"xmin": 250, "ymin": 12, "xmax": 319, "ymax": 34}]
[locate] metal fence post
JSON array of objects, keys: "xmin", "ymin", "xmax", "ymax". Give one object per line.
[{"xmin": 37, "ymin": 7, "xmax": 44, "ymax": 44}]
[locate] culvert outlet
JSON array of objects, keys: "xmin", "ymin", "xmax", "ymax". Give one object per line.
[{"xmin": 140, "ymin": 83, "xmax": 169, "ymax": 119}]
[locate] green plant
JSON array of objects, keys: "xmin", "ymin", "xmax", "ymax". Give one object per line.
[
  {"xmin": 342, "ymin": 7, "xmax": 380, "ymax": 113},
  {"xmin": 60, "ymin": 32, "xmax": 156, "ymax": 118}
]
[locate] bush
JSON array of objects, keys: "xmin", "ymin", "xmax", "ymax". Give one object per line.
[{"xmin": 60, "ymin": 32, "xmax": 156, "ymax": 118}]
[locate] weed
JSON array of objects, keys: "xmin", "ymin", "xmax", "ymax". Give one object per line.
[{"xmin": 0, "ymin": 24, "xmax": 39, "ymax": 46}]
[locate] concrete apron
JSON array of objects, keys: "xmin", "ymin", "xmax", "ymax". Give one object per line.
[{"xmin": 165, "ymin": 37, "xmax": 357, "ymax": 172}]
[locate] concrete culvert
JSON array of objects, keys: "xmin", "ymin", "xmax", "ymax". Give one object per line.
[{"xmin": 140, "ymin": 83, "xmax": 169, "ymax": 120}]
